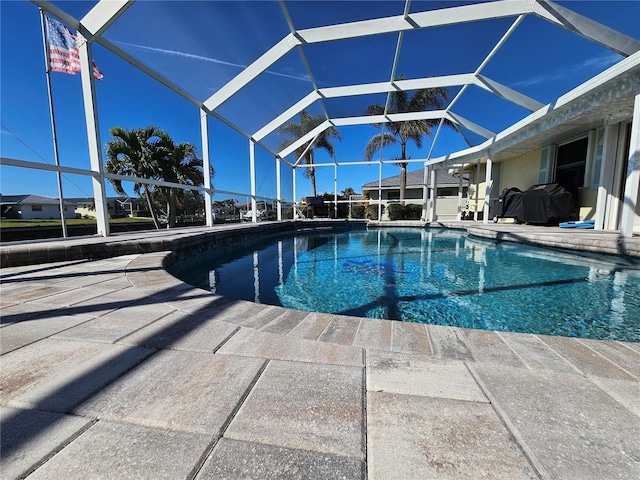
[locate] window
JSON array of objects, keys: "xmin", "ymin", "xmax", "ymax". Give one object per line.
[
  {"xmin": 438, "ymin": 188, "xmax": 458, "ymax": 197},
  {"xmin": 555, "ymin": 136, "xmax": 588, "ymax": 191},
  {"xmin": 31, "ymin": 204, "xmax": 42, "ymax": 211},
  {"xmin": 387, "ymin": 191, "xmax": 400, "ymax": 200},
  {"xmin": 589, "ymin": 127, "xmax": 605, "ymax": 189}
]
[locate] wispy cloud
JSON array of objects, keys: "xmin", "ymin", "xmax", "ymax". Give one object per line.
[
  {"xmin": 115, "ymin": 41, "xmax": 310, "ymax": 82},
  {"xmin": 510, "ymin": 52, "xmax": 622, "ymax": 87}
]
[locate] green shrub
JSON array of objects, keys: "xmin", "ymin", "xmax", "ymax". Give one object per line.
[
  {"xmin": 387, "ymin": 203, "xmax": 403, "ymax": 220},
  {"xmin": 351, "ymin": 205, "xmax": 365, "ymax": 219},
  {"xmin": 367, "ymin": 204, "xmax": 383, "ymax": 220},
  {"xmin": 403, "ymin": 204, "xmax": 422, "ymax": 220},
  {"xmin": 132, "ymin": 210, "xmax": 151, "ymax": 218}
]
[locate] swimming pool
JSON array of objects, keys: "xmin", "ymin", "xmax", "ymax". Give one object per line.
[{"xmin": 169, "ymin": 227, "xmax": 640, "ymax": 342}]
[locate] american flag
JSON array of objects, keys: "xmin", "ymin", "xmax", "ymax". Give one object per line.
[{"xmin": 45, "ymin": 15, "xmax": 103, "ymax": 80}]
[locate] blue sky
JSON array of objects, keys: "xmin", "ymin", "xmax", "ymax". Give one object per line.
[{"xmin": 1, "ymin": 0, "xmax": 638, "ymax": 203}]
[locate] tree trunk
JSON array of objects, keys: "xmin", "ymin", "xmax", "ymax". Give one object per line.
[
  {"xmin": 400, "ymin": 140, "xmax": 407, "ymax": 205},
  {"xmin": 144, "ymin": 187, "xmax": 161, "ymax": 230},
  {"xmin": 399, "ymin": 163, "xmax": 407, "ymax": 204},
  {"xmin": 167, "ymin": 189, "xmax": 177, "ymax": 228},
  {"xmin": 310, "ymin": 167, "xmax": 317, "ymax": 197}
]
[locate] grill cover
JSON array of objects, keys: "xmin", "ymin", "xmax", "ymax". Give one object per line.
[
  {"xmin": 519, "ymin": 183, "xmax": 575, "ymax": 224},
  {"xmin": 497, "ymin": 187, "xmax": 524, "ymax": 219}
]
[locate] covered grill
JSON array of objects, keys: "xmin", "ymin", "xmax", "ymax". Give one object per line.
[{"xmin": 493, "ymin": 183, "xmax": 576, "ymax": 225}]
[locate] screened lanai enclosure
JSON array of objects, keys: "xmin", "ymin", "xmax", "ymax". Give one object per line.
[{"xmin": 1, "ymin": 0, "xmax": 639, "ymax": 236}]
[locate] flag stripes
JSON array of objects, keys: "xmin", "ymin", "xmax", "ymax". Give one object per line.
[{"xmin": 45, "ymin": 15, "xmax": 103, "ymax": 80}]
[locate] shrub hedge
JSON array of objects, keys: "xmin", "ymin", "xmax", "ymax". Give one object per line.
[{"xmin": 386, "ymin": 203, "xmax": 423, "ymax": 220}]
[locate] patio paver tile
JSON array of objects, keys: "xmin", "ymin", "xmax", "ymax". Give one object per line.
[
  {"xmin": 366, "ymin": 350, "xmax": 487, "ymax": 402},
  {"xmin": 198, "ymin": 438, "xmax": 364, "ymax": 480},
  {"xmin": 367, "ymin": 391, "xmax": 538, "ymax": 480},
  {"xmin": 538, "ymin": 335, "xmax": 636, "ymax": 380},
  {"xmin": 586, "ymin": 376, "xmax": 640, "ymax": 417},
  {"xmin": 318, "ymin": 315, "xmax": 361, "ymax": 345},
  {"xmin": 260, "ymin": 309, "xmax": 311, "ymax": 335},
  {"xmin": 217, "ymin": 328, "xmax": 363, "ymax": 367},
  {"xmin": 286, "ymin": 312, "xmax": 334, "ymax": 340},
  {"xmin": 1, "ymin": 315, "xmax": 94, "ymax": 354},
  {"xmin": 0, "ymin": 302, "xmax": 95, "ymax": 326},
  {"xmin": 75, "ymin": 350, "xmax": 265, "ymax": 435},
  {"xmin": 225, "ymin": 360, "xmax": 364, "ymax": 459},
  {"xmin": 0, "ymin": 406, "xmax": 92, "ymax": 480},
  {"xmin": 460, "ymin": 329, "xmax": 524, "ymax": 367},
  {"xmin": 578, "ymin": 338, "xmax": 640, "ymax": 379},
  {"xmin": 427, "ymin": 325, "xmax": 474, "ymax": 361},
  {"xmin": 116, "ymin": 310, "xmax": 238, "ymax": 352},
  {"xmin": 26, "ymin": 421, "xmax": 212, "ymax": 480},
  {"xmin": 52, "ymin": 301, "xmax": 176, "ymax": 344},
  {"xmin": 352, "ymin": 318, "xmax": 392, "ymax": 351},
  {"xmin": 0, "ymin": 338, "xmax": 154, "ymax": 413},
  {"xmin": 498, "ymin": 332, "xmax": 579, "ymax": 373},
  {"xmin": 471, "ymin": 363, "xmax": 640, "ymax": 479},
  {"xmin": 390, "ymin": 322, "xmax": 431, "ymax": 355}
]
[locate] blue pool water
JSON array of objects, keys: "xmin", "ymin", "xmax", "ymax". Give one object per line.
[{"xmin": 169, "ymin": 228, "xmax": 640, "ymax": 341}]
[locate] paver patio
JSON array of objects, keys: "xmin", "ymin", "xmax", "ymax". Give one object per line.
[{"xmin": 1, "ymin": 222, "xmax": 638, "ymax": 479}]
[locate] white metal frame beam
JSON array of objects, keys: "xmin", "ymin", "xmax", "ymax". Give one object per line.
[
  {"xmin": 535, "ymin": 0, "xmax": 640, "ymax": 57},
  {"xmin": 80, "ymin": 0, "xmax": 133, "ymax": 41},
  {"xmin": 210, "ymin": 0, "xmax": 560, "ymax": 119},
  {"xmin": 254, "ymin": 72, "xmax": 541, "ymax": 143},
  {"xmin": 203, "ymin": 34, "xmax": 301, "ymax": 111}
]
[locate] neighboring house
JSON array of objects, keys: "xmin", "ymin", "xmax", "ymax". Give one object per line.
[
  {"xmin": 0, "ymin": 194, "xmax": 76, "ymax": 220},
  {"xmin": 68, "ymin": 197, "xmax": 144, "ymax": 219},
  {"xmin": 362, "ymin": 169, "xmax": 469, "ymax": 220}
]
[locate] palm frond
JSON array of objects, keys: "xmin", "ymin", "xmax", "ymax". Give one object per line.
[{"xmin": 364, "ymin": 132, "xmax": 397, "ymax": 161}]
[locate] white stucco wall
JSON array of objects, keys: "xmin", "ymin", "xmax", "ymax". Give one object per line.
[{"xmin": 19, "ymin": 204, "xmax": 74, "ymax": 219}]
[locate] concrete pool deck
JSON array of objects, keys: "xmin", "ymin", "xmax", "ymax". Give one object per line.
[{"xmin": 1, "ymin": 221, "xmax": 639, "ymax": 479}]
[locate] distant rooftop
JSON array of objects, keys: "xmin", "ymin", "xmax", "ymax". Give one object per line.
[{"xmin": 362, "ymin": 169, "xmax": 469, "ymax": 189}]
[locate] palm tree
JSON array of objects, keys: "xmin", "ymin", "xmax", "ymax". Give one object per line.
[
  {"xmin": 105, "ymin": 126, "xmax": 212, "ymax": 229},
  {"xmin": 105, "ymin": 126, "xmax": 165, "ymax": 229},
  {"xmin": 364, "ymin": 81, "xmax": 450, "ymax": 202},
  {"xmin": 155, "ymin": 137, "xmax": 212, "ymax": 227},
  {"xmin": 278, "ymin": 110, "xmax": 341, "ymax": 197}
]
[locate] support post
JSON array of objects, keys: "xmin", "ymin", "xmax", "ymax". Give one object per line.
[
  {"xmin": 595, "ymin": 123, "xmax": 619, "ymax": 230},
  {"xmin": 421, "ymin": 162, "xmax": 429, "ymax": 221},
  {"xmin": 483, "ymin": 158, "xmax": 493, "ymax": 224},
  {"xmin": 200, "ymin": 109, "xmax": 214, "ymax": 227},
  {"xmin": 429, "ymin": 167, "xmax": 437, "ymax": 222},
  {"xmin": 292, "ymin": 168, "xmax": 297, "ymax": 219},
  {"xmin": 249, "ymin": 140, "xmax": 257, "ymax": 223},
  {"xmin": 620, "ymin": 91, "xmax": 640, "ymax": 237},
  {"xmin": 334, "ymin": 163, "xmax": 338, "ymax": 219},
  {"xmin": 457, "ymin": 170, "xmax": 464, "ymax": 220},
  {"xmin": 378, "ymin": 160, "xmax": 383, "ymax": 221},
  {"xmin": 474, "ymin": 163, "xmax": 481, "ymax": 221},
  {"xmin": 77, "ymin": 33, "xmax": 109, "ymax": 236},
  {"xmin": 276, "ymin": 156, "xmax": 282, "ymax": 221}
]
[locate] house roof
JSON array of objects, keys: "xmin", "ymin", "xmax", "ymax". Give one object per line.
[
  {"xmin": 0, "ymin": 194, "xmax": 69, "ymax": 205},
  {"xmin": 362, "ymin": 169, "xmax": 469, "ymax": 190},
  {"xmin": 66, "ymin": 197, "xmax": 140, "ymax": 204}
]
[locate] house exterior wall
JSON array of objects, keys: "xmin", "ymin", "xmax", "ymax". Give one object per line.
[
  {"xmin": 499, "ymin": 150, "xmax": 540, "ymax": 191},
  {"xmin": 468, "ymin": 164, "xmax": 487, "ymax": 216},
  {"xmin": 578, "ymin": 188, "xmax": 598, "ymax": 220},
  {"xmin": 363, "ymin": 186, "xmax": 463, "ymax": 219},
  {"xmin": 434, "ymin": 198, "xmax": 462, "ymax": 219},
  {"xmin": 19, "ymin": 204, "xmax": 74, "ymax": 219}
]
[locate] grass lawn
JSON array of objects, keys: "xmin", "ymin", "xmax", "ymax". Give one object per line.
[{"xmin": 0, "ymin": 217, "xmax": 155, "ymax": 228}]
